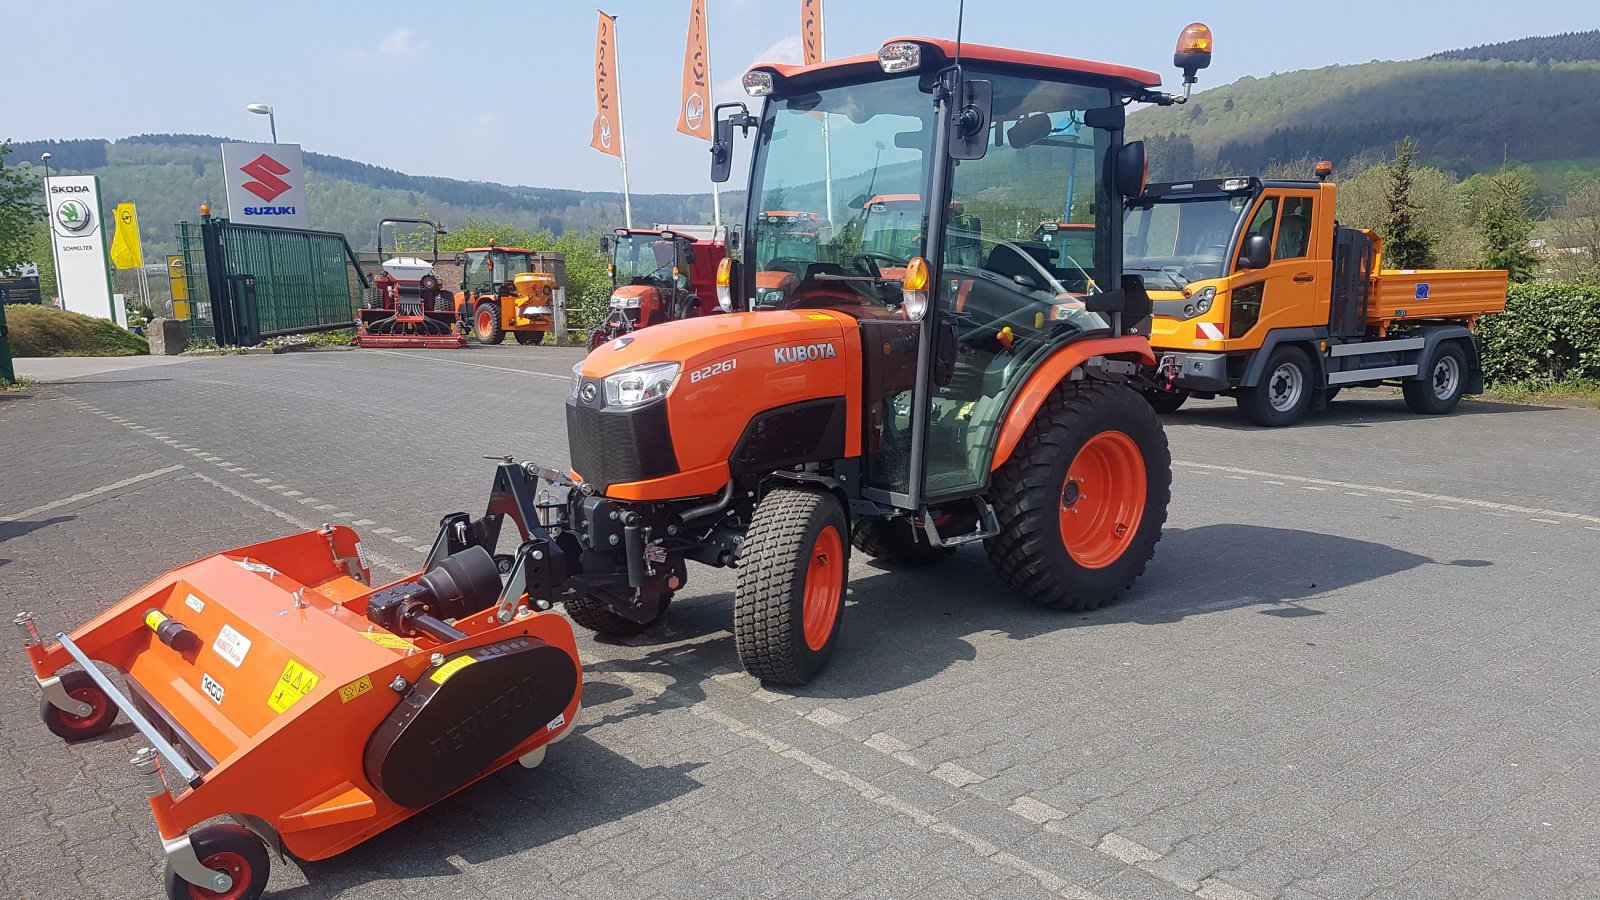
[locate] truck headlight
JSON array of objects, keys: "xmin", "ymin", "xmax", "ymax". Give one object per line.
[
  {"xmin": 1192, "ymin": 286, "xmax": 1216, "ymax": 315},
  {"xmin": 604, "ymin": 362, "xmax": 679, "ymax": 408}
]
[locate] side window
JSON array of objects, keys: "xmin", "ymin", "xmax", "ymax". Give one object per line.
[
  {"xmin": 1243, "ymin": 196, "xmax": 1279, "ymax": 244},
  {"xmin": 1274, "ymin": 197, "xmax": 1313, "ymax": 260}
]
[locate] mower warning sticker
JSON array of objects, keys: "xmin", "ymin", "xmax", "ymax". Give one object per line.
[
  {"xmin": 361, "ymin": 632, "xmax": 417, "ymax": 651},
  {"xmin": 338, "ymin": 676, "xmax": 374, "ymax": 704},
  {"xmin": 184, "ymin": 593, "xmax": 206, "ymax": 614},
  {"xmin": 430, "ymin": 655, "xmax": 477, "ymax": 684},
  {"xmin": 213, "ymin": 625, "xmax": 252, "ymax": 667},
  {"xmin": 201, "ymin": 673, "xmax": 225, "ymax": 705},
  {"xmin": 546, "ymin": 712, "xmax": 566, "ymax": 733},
  {"xmin": 268, "ymin": 658, "xmax": 321, "ymax": 714}
]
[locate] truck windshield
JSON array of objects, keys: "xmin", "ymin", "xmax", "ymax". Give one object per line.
[
  {"xmin": 613, "ymin": 234, "xmax": 685, "ymax": 285},
  {"xmin": 1123, "ymin": 193, "xmax": 1252, "ymax": 288},
  {"xmin": 462, "ymin": 250, "xmax": 534, "ymax": 291},
  {"xmin": 747, "ymin": 74, "xmax": 934, "ymax": 309}
]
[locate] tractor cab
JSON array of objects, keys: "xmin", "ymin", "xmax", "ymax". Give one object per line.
[{"xmin": 590, "ymin": 229, "xmax": 705, "ymax": 349}]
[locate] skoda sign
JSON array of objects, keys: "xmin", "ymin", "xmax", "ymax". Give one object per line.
[
  {"xmin": 221, "ymin": 142, "xmax": 309, "ymax": 228},
  {"xmin": 44, "ymin": 175, "xmax": 116, "ymax": 321}
]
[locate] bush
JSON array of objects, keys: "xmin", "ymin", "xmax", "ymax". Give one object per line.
[
  {"xmin": 6, "ymin": 304, "xmax": 149, "ymax": 358},
  {"xmin": 1477, "ymin": 282, "xmax": 1600, "ymax": 384}
]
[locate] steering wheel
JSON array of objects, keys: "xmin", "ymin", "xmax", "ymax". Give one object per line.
[{"xmin": 851, "ymin": 251, "xmax": 907, "ymax": 280}]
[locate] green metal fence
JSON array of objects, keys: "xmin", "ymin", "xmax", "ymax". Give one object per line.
[{"xmin": 175, "ymin": 216, "xmax": 366, "ymax": 346}]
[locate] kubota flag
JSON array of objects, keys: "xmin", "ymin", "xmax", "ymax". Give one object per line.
[
  {"xmin": 676, "ymin": 0, "xmax": 711, "ymax": 141},
  {"xmin": 801, "ymin": 0, "xmax": 824, "ymax": 65},
  {"xmin": 591, "ymin": 10, "xmax": 622, "ymax": 157}
]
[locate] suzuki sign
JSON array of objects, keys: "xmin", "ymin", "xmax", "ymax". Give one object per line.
[
  {"xmin": 221, "ymin": 142, "xmax": 309, "ymax": 228},
  {"xmin": 45, "ymin": 175, "xmax": 117, "ymax": 321}
]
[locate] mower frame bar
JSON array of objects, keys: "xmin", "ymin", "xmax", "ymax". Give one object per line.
[{"xmin": 53, "ymin": 632, "xmax": 205, "ymax": 787}]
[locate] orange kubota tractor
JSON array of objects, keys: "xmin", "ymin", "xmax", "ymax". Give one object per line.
[
  {"xmin": 354, "ymin": 218, "xmax": 466, "ymax": 349},
  {"xmin": 455, "ymin": 242, "xmax": 557, "ymax": 345},
  {"xmin": 588, "ymin": 228, "xmax": 726, "ymax": 350}
]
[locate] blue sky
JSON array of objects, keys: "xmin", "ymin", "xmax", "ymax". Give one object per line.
[{"xmin": 4, "ymin": 1, "xmax": 1591, "ymax": 194}]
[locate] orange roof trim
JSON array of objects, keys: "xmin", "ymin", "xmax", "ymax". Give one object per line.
[{"xmin": 753, "ymin": 36, "xmax": 1161, "ymax": 89}]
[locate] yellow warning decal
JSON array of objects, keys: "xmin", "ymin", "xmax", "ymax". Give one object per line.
[
  {"xmin": 338, "ymin": 676, "xmax": 374, "ymax": 704},
  {"xmin": 806, "ymin": 314, "xmax": 833, "ymax": 320},
  {"xmin": 430, "ymin": 655, "xmax": 477, "ymax": 684},
  {"xmin": 268, "ymin": 658, "xmax": 321, "ymax": 714},
  {"xmin": 361, "ymin": 632, "xmax": 416, "ymax": 651},
  {"xmin": 144, "ymin": 610, "xmax": 169, "ymax": 630}
]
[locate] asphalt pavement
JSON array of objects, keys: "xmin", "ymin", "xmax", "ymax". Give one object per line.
[{"xmin": 1, "ymin": 344, "xmax": 1595, "ymax": 900}]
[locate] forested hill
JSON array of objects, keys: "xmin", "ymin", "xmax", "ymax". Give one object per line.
[
  {"xmin": 6, "ymin": 134, "xmax": 718, "ymax": 257},
  {"xmin": 1129, "ymin": 31, "xmax": 1600, "ymax": 179}
]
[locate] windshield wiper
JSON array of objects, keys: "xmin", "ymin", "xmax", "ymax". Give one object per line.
[{"xmin": 1126, "ymin": 266, "xmax": 1188, "ymax": 291}]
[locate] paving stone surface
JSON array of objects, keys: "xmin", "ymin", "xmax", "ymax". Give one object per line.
[{"xmin": 0, "ymin": 348, "xmax": 1594, "ymax": 899}]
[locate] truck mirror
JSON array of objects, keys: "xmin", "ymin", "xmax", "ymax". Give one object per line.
[
  {"xmin": 1238, "ymin": 234, "xmax": 1271, "ymax": 270},
  {"xmin": 948, "ymin": 77, "xmax": 992, "ymax": 161},
  {"xmin": 1115, "ymin": 141, "xmax": 1148, "ymax": 199}
]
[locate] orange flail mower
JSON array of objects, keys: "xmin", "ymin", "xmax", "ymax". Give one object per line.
[{"xmin": 16, "ymin": 492, "xmax": 581, "ymax": 899}]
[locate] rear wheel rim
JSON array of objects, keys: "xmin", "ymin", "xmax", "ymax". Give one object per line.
[
  {"xmin": 188, "ymin": 850, "xmax": 250, "ymax": 900},
  {"xmin": 1268, "ymin": 362, "xmax": 1304, "ymax": 412},
  {"xmin": 476, "ymin": 308, "xmax": 494, "ymax": 336},
  {"xmin": 1432, "ymin": 355, "xmax": 1460, "ymax": 400},
  {"xmin": 802, "ymin": 525, "xmax": 844, "ymax": 651},
  {"xmin": 1059, "ymin": 431, "xmax": 1147, "ymax": 569}
]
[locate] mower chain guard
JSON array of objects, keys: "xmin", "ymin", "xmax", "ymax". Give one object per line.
[{"xmin": 364, "ymin": 636, "xmax": 580, "ymax": 809}]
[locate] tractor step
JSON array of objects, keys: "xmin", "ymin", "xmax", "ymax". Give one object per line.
[{"xmin": 919, "ymin": 498, "xmax": 1000, "ymax": 548}]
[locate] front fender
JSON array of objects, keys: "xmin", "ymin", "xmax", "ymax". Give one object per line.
[{"xmin": 989, "ymin": 335, "xmax": 1156, "ymax": 472}]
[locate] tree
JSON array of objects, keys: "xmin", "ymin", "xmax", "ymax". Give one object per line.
[
  {"xmin": 1477, "ymin": 166, "xmax": 1540, "ymax": 282},
  {"xmin": 1550, "ymin": 182, "xmax": 1600, "ymax": 283},
  {"xmin": 0, "ymin": 142, "xmax": 45, "ymax": 275},
  {"xmin": 1381, "ymin": 137, "xmax": 1436, "ymax": 268}
]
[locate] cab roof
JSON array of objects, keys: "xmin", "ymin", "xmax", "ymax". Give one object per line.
[
  {"xmin": 754, "ymin": 36, "xmax": 1161, "ymax": 92},
  {"xmin": 462, "ymin": 246, "xmax": 535, "ymax": 254}
]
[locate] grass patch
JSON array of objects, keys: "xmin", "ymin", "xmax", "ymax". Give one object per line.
[
  {"xmin": 7, "ymin": 305, "xmax": 148, "ymax": 358},
  {"xmin": 1485, "ymin": 377, "xmax": 1600, "ymax": 407},
  {"xmin": 2, "ymin": 375, "xmax": 38, "ymax": 391}
]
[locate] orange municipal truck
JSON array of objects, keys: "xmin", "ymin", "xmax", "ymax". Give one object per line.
[{"xmin": 1128, "ymin": 167, "xmax": 1509, "ymax": 425}]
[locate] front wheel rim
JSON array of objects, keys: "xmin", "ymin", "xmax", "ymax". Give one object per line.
[
  {"xmin": 1059, "ymin": 431, "xmax": 1148, "ymax": 569},
  {"xmin": 60, "ymin": 686, "xmax": 112, "ymax": 733},
  {"xmin": 1432, "ymin": 355, "xmax": 1460, "ymax": 400},
  {"xmin": 189, "ymin": 851, "xmax": 250, "ymax": 900},
  {"xmin": 1268, "ymin": 362, "xmax": 1304, "ymax": 412},
  {"xmin": 476, "ymin": 308, "xmax": 494, "ymax": 336},
  {"xmin": 802, "ymin": 525, "xmax": 844, "ymax": 651}
]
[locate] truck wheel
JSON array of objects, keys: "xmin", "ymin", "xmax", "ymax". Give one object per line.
[
  {"xmin": 986, "ymin": 382, "xmax": 1170, "ymax": 610},
  {"xmin": 1142, "ymin": 389, "xmax": 1188, "ymax": 414},
  {"xmin": 162, "ymin": 824, "xmax": 269, "ymax": 900},
  {"xmin": 852, "ymin": 517, "xmax": 953, "ymax": 567},
  {"xmin": 41, "ymin": 670, "xmax": 117, "ymax": 741},
  {"xmin": 563, "ymin": 593, "xmax": 669, "ymax": 637},
  {"xmin": 735, "ymin": 488, "xmax": 848, "ymax": 685},
  {"xmin": 514, "ymin": 330, "xmax": 546, "ymax": 346},
  {"xmin": 474, "ymin": 303, "xmax": 505, "ymax": 345},
  {"xmin": 1403, "ymin": 341, "xmax": 1467, "ymax": 415},
  {"xmin": 1238, "ymin": 345, "xmax": 1313, "ymax": 426}
]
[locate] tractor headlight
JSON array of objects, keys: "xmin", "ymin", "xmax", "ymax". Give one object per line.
[
  {"xmin": 760, "ymin": 289, "xmax": 786, "ymax": 307},
  {"xmin": 604, "ymin": 362, "xmax": 680, "ymax": 408},
  {"xmin": 611, "ymin": 292, "xmax": 641, "ymax": 309},
  {"xmin": 570, "ymin": 362, "xmax": 584, "ymax": 398}
]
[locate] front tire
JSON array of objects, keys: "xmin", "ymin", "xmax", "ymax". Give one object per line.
[
  {"xmin": 514, "ymin": 329, "xmax": 546, "ymax": 345},
  {"xmin": 1238, "ymin": 344, "xmax": 1314, "ymax": 426},
  {"xmin": 986, "ymin": 382, "xmax": 1170, "ymax": 610},
  {"xmin": 162, "ymin": 824, "xmax": 269, "ymax": 900},
  {"xmin": 735, "ymin": 488, "xmax": 848, "ymax": 685},
  {"xmin": 41, "ymin": 670, "xmax": 117, "ymax": 741},
  {"xmin": 1403, "ymin": 341, "xmax": 1467, "ymax": 415},
  {"xmin": 474, "ymin": 302, "xmax": 505, "ymax": 345}
]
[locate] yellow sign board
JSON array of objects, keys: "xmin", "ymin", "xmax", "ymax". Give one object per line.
[
  {"xmin": 268, "ymin": 658, "xmax": 321, "ymax": 713},
  {"xmin": 168, "ymin": 255, "xmax": 189, "ymax": 318},
  {"xmin": 338, "ymin": 676, "xmax": 374, "ymax": 704},
  {"xmin": 430, "ymin": 655, "xmax": 477, "ymax": 684}
]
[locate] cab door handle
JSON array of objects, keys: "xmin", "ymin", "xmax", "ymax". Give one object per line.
[{"xmin": 1293, "ymin": 273, "xmax": 1314, "ymax": 283}]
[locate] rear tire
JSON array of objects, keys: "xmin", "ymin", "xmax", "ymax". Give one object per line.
[
  {"xmin": 1142, "ymin": 389, "xmax": 1188, "ymax": 414},
  {"xmin": 735, "ymin": 488, "xmax": 848, "ymax": 685},
  {"xmin": 475, "ymin": 302, "xmax": 505, "ymax": 345},
  {"xmin": 986, "ymin": 382, "xmax": 1170, "ymax": 611},
  {"xmin": 1238, "ymin": 344, "xmax": 1313, "ymax": 426},
  {"xmin": 514, "ymin": 330, "xmax": 546, "ymax": 345},
  {"xmin": 41, "ymin": 670, "xmax": 117, "ymax": 741},
  {"xmin": 563, "ymin": 593, "xmax": 669, "ymax": 637},
  {"xmin": 162, "ymin": 824, "xmax": 269, "ymax": 900},
  {"xmin": 1403, "ymin": 341, "xmax": 1467, "ymax": 415},
  {"xmin": 852, "ymin": 517, "xmax": 952, "ymax": 566}
]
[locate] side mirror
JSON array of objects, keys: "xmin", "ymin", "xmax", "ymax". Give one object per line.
[
  {"xmin": 599, "ymin": 235, "xmax": 613, "ymax": 253},
  {"xmin": 947, "ymin": 76, "xmax": 992, "ymax": 161},
  {"xmin": 726, "ymin": 229, "xmax": 741, "ymax": 254},
  {"xmin": 1115, "ymin": 141, "xmax": 1148, "ymax": 199},
  {"xmin": 1238, "ymin": 234, "xmax": 1271, "ymax": 270},
  {"xmin": 711, "ymin": 102, "xmax": 757, "ymax": 184},
  {"xmin": 848, "ymin": 193, "xmax": 869, "ymax": 210}
]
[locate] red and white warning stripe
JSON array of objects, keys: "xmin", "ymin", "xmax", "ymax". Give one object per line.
[{"xmin": 1195, "ymin": 322, "xmax": 1225, "ymax": 341}]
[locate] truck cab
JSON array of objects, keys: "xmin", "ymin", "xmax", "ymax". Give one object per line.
[{"xmin": 1127, "ymin": 174, "xmax": 1508, "ymax": 425}]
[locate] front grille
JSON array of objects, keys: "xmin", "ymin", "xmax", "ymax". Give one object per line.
[{"xmin": 566, "ymin": 397, "xmax": 678, "ymax": 490}]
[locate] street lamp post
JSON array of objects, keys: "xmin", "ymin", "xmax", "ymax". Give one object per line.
[
  {"xmin": 40, "ymin": 152, "xmax": 64, "ymax": 309},
  {"xmin": 246, "ymin": 104, "xmax": 277, "ymax": 143}
]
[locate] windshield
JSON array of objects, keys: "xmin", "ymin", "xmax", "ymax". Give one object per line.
[
  {"xmin": 463, "ymin": 250, "xmax": 533, "ymax": 291},
  {"xmin": 1123, "ymin": 193, "xmax": 1252, "ymax": 288},
  {"xmin": 860, "ymin": 198, "xmax": 923, "ymax": 260},
  {"xmin": 613, "ymin": 233, "xmax": 685, "ymax": 284},
  {"xmin": 747, "ymin": 74, "xmax": 933, "ymax": 310}
]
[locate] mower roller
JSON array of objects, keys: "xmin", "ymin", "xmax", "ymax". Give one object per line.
[
  {"xmin": 355, "ymin": 218, "xmax": 466, "ymax": 349},
  {"xmin": 16, "ymin": 504, "xmax": 581, "ymax": 899}
]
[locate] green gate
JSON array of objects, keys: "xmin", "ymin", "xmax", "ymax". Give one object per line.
[{"xmin": 175, "ymin": 214, "xmax": 367, "ymax": 346}]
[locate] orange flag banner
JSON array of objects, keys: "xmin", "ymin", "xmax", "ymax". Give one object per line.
[
  {"xmin": 801, "ymin": 0, "xmax": 824, "ymax": 65},
  {"xmin": 677, "ymin": 0, "xmax": 711, "ymax": 140},
  {"xmin": 591, "ymin": 10, "xmax": 622, "ymax": 157}
]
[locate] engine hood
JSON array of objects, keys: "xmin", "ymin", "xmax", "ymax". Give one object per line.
[{"xmin": 580, "ymin": 310, "xmax": 850, "ymax": 378}]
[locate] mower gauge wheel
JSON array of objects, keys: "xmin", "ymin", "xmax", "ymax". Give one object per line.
[
  {"xmin": 162, "ymin": 824, "xmax": 269, "ymax": 900},
  {"xmin": 41, "ymin": 670, "xmax": 118, "ymax": 741}
]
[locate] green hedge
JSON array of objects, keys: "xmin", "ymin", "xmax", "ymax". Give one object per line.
[
  {"xmin": 1476, "ymin": 282, "xmax": 1600, "ymax": 384},
  {"xmin": 6, "ymin": 305, "xmax": 148, "ymax": 358}
]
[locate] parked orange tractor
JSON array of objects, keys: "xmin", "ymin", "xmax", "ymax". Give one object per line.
[
  {"xmin": 454, "ymin": 242, "xmax": 557, "ymax": 345},
  {"xmin": 588, "ymin": 228, "xmax": 726, "ymax": 350}
]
